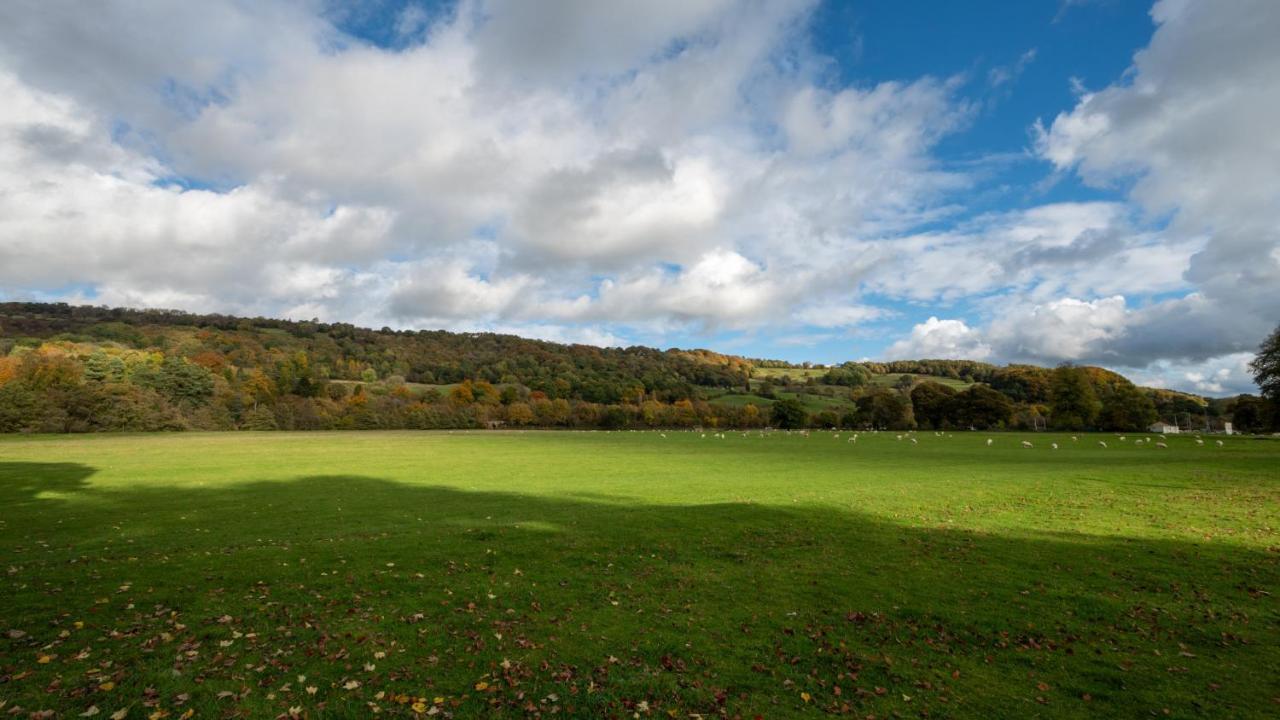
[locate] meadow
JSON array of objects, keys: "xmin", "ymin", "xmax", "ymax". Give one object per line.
[{"xmin": 1, "ymin": 430, "xmax": 1277, "ymax": 718}]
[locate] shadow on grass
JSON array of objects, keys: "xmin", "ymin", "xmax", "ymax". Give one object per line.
[{"xmin": 1, "ymin": 461, "xmax": 1277, "ymax": 718}]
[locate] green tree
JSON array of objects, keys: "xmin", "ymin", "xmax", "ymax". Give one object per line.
[
  {"xmin": 1249, "ymin": 325, "xmax": 1280, "ymax": 402},
  {"xmin": 1050, "ymin": 365, "xmax": 1101, "ymax": 430},
  {"xmin": 951, "ymin": 385, "xmax": 1014, "ymax": 430},
  {"xmin": 1097, "ymin": 381, "xmax": 1158, "ymax": 431},
  {"xmin": 84, "ymin": 351, "xmax": 124, "ymax": 383},
  {"xmin": 910, "ymin": 381, "xmax": 957, "ymax": 429},
  {"xmin": 856, "ymin": 389, "xmax": 914, "ymax": 430},
  {"xmin": 770, "ymin": 397, "xmax": 807, "ymax": 429},
  {"xmin": 241, "ymin": 406, "xmax": 278, "ymax": 430}
]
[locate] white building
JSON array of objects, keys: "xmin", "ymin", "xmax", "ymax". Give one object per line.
[{"xmin": 1149, "ymin": 422, "xmax": 1180, "ymax": 434}]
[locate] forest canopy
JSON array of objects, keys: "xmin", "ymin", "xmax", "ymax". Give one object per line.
[{"xmin": 0, "ymin": 303, "xmax": 1271, "ymax": 434}]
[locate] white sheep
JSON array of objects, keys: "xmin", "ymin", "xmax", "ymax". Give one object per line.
[
  {"xmin": 986, "ymin": 438, "xmax": 993, "ymax": 446},
  {"xmin": 1021, "ymin": 440, "xmax": 1033, "ymax": 448},
  {"xmin": 1098, "ymin": 441, "xmax": 1107, "ymax": 448},
  {"xmin": 1216, "ymin": 440, "xmax": 1224, "ymax": 447},
  {"xmin": 1051, "ymin": 443, "xmax": 1058, "ymax": 450}
]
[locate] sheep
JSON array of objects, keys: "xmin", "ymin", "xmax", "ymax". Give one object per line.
[
  {"xmin": 1216, "ymin": 440, "xmax": 1224, "ymax": 447},
  {"xmin": 1051, "ymin": 443, "xmax": 1058, "ymax": 450},
  {"xmin": 1071, "ymin": 436, "xmax": 1078, "ymax": 442},
  {"xmin": 910, "ymin": 438, "xmax": 918, "ymax": 445},
  {"xmin": 1156, "ymin": 441, "xmax": 1168, "ymax": 448},
  {"xmin": 660, "ymin": 433, "xmax": 667, "ymax": 438},
  {"xmin": 1119, "ymin": 436, "xmax": 1127, "ymax": 441},
  {"xmin": 1195, "ymin": 438, "xmax": 1204, "ymax": 445},
  {"xmin": 1098, "ymin": 441, "xmax": 1107, "ymax": 448},
  {"xmin": 1021, "ymin": 440, "xmax": 1033, "ymax": 448},
  {"xmin": 986, "ymin": 438, "xmax": 993, "ymax": 446},
  {"xmin": 896, "ymin": 434, "xmax": 903, "ymax": 441}
]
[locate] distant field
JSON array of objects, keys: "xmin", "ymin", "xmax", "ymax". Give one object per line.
[
  {"xmin": 751, "ymin": 367, "xmax": 830, "ymax": 380},
  {"xmin": 708, "ymin": 389, "xmax": 855, "ymax": 414},
  {"xmin": 750, "ymin": 367, "xmax": 976, "ymax": 391},
  {"xmin": 2, "ymin": 431, "xmax": 1277, "ymax": 718},
  {"xmin": 329, "ymin": 379, "xmax": 460, "ymax": 395},
  {"xmin": 867, "ymin": 372, "xmax": 974, "ymax": 390}
]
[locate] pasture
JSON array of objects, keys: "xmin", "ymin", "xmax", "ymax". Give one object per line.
[{"xmin": 1, "ymin": 431, "xmax": 1277, "ymax": 718}]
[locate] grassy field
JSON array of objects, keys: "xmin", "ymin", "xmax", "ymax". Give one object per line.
[
  {"xmin": 751, "ymin": 367, "xmax": 830, "ymax": 380},
  {"xmin": 1, "ymin": 431, "xmax": 1277, "ymax": 718},
  {"xmin": 707, "ymin": 390, "xmax": 856, "ymax": 415},
  {"xmin": 866, "ymin": 373, "xmax": 973, "ymax": 390}
]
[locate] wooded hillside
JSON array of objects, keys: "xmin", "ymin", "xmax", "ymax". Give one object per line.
[{"xmin": 0, "ymin": 302, "xmax": 1266, "ymax": 433}]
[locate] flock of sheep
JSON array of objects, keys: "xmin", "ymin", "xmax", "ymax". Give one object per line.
[{"xmin": 649, "ymin": 428, "xmax": 1227, "ymax": 449}]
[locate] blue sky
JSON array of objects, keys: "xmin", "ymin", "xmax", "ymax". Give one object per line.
[{"xmin": 0, "ymin": 0, "xmax": 1277, "ymax": 395}]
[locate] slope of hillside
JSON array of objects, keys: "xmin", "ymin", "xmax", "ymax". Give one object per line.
[{"xmin": 0, "ymin": 302, "xmax": 1259, "ymax": 433}]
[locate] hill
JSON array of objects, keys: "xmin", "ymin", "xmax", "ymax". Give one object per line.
[{"xmin": 0, "ymin": 302, "xmax": 1261, "ymax": 433}]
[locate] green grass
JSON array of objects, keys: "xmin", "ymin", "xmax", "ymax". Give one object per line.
[
  {"xmin": 752, "ymin": 367, "xmax": 830, "ymax": 380},
  {"xmin": 867, "ymin": 373, "xmax": 974, "ymax": 390},
  {"xmin": 710, "ymin": 389, "xmax": 858, "ymax": 415},
  {"xmin": 2, "ymin": 431, "xmax": 1277, "ymax": 718},
  {"xmin": 704, "ymin": 391, "xmax": 771, "ymax": 408}
]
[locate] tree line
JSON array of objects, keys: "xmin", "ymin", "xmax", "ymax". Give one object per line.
[{"xmin": 0, "ymin": 303, "xmax": 1275, "ymax": 434}]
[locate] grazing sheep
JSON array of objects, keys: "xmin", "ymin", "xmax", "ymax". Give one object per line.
[
  {"xmin": 1156, "ymin": 441, "xmax": 1168, "ymax": 448},
  {"xmin": 986, "ymin": 438, "xmax": 993, "ymax": 446},
  {"xmin": 1195, "ymin": 438, "xmax": 1204, "ymax": 445},
  {"xmin": 1021, "ymin": 440, "xmax": 1033, "ymax": 448},
  {"xmin": 896, "ymin": 435, "xmax": 903, "ymax": 441},
  {"xmin": 1119, "ymin": 436, "xmax": 1126, "ymax": 441},
  {"xmin": 660, "ymin": 433, "xmax": 667, "ymax": 438},
  {"xmin": 1216, "ymin": 440, "xmax": 1224, "ymax": 447},
  {"xmin": 1098, "ymin": 441, "xmax": 1108, "ymax": 448},
  {"xmin": 1071, "ymin": 436, "xmax": 1078, "ymax": 442},
  {"xmin": 910, "ymin": 438, "xmax": 918, "ymax": 445},
  {"xmin": 1051, "ymin": 443, "xmax": 1058, "ymax": 450}
]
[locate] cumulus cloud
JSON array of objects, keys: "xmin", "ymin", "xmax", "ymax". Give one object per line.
[
  {"xmin": 0, "ymin": 0, "xmax": 1273, "ymax": 395},
  {"xmin": 886, "ymin": 317, "xmax": 992, "ymax": 361},
  {"xmin": 1034, "ymin": 0, "xmax": 1280, "ymax": 368},
  {"xmin": 0, "ymin": 0, "xmax": 958, "ymax": 337}
]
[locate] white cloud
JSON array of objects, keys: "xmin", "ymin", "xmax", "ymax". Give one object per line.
[
  {"xmin": 0, "ymin": 0, "xmax": 1272, "ymax": 397},
  {"xmin": 0, "ymin": 0, "xmax": 966, "ymax": 341},
  {"xmin": 987, "ymin": 296, "xmax": 1129, "ymax": 361},
  {"xmin": 1035, "ymin": 0, "xmax": 1280, "ymax": 365},
  {"xmin": 886, "ymin": 317, "xmax": 992, "ymax": 361},
  {"xmin": 1119, "ymin": 352, "xmax": 1257, "ymax": 396}
]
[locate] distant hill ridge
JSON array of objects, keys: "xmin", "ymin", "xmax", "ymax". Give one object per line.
[{"xmin": 0, "ymin": 302, "xmax": 1254, "ymax": 433}]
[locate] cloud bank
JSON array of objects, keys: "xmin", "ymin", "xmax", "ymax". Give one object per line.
[{"xmin": 0, "ymin": 0, "xmax": 1275, "ymax": 395}]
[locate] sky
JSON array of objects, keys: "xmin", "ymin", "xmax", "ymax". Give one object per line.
[{"xmin": 0, "ymin": 0, "xmax": 1277, "ymax": 396}]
